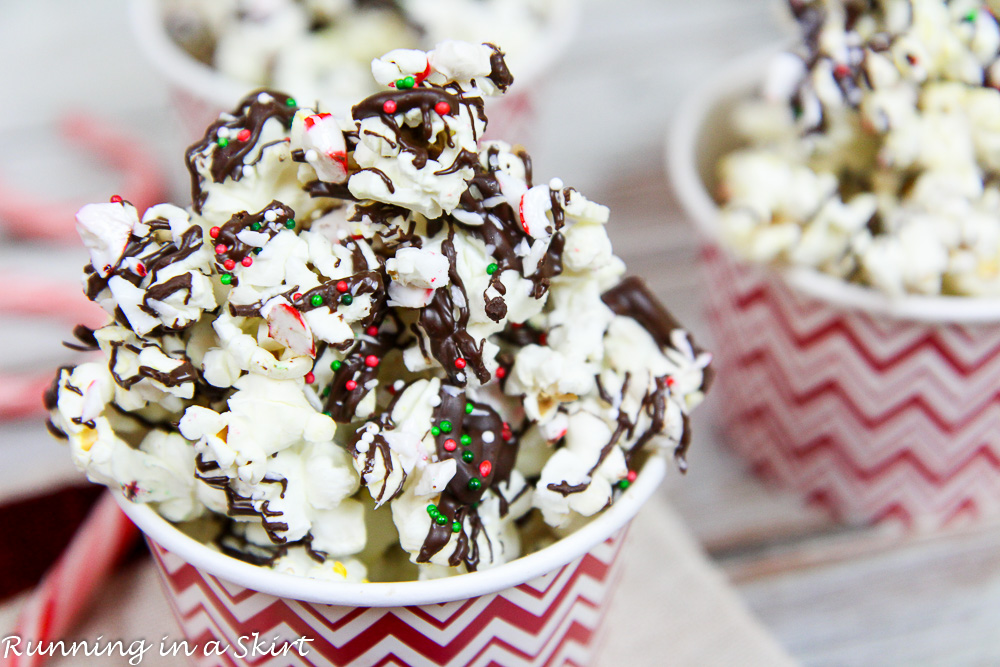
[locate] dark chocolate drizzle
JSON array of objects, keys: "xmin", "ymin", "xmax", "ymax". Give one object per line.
[
  {"xmin": 417, "ymin": 385, "xmax": 517, "ymax": 571},
  {"xmin": 186, "ymin": 89, "xmax": 299, "ymax": 212}
]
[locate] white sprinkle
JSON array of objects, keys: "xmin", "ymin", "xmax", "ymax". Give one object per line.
[
  {"xmin": 429, "ymin": 395, "xmax": 442, "ymax": 407},
  {"xmin": 337, "ymin": 229, "xmax": 349, "ymax": 240},
  {"xmin": 482, "ymin": 431, "xmax": 495, "ymax": 444},
  {"xmin": 361, "ymin": 432, "xmax": 374, "ymax": 444},
  {"xmin": 242, "ymin": 165, "xmax": 254, "ymax": 177},
  {"xmin": 217, "ymin": 127, "xmax": 231, "ymax": 139},
  {"xmin": 393, "ymin": 380, "xmax": 405, "ymax": 391},
  {"xmin": 607, "ymin": 408, "xmax": 618, "ymax": 419},
  {"xmin": 356, "ymin": 442, "xmax": 370, "ymax": 454},
  {"xmin": 305, "ymin": 149, "xmax": 319, "ymax": 163},
  {"xmin": 264, "ymin": 210, "xmax": 278, "ymax": 222},
  {"xmin": 364, "ymin": 380, "xmax": 378, "ymax": 389},
  {"xmin": 455, "ymin": 372, "xmax": 466, "ymax": 383},
  {"xmin": 549, "ymin": 177, "xmax": 564, "ymax": 191},
  {"xmin": 257, "ymin": 92, "xmax": 273, "ymax": 103}
]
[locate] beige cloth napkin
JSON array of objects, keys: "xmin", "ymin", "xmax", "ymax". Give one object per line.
[{"xmin": 0, "ymin": 498, "xmax": 793, "ymax": 666}]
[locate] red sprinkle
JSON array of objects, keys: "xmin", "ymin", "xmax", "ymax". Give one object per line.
[
  {"xmin": 237, "ymin": 128, "xmax": 251, "ymax": 142},
  {"xmin": 293, "ymin": 293, "xmax": 303, "ymax": 301},
  {"xmin": 510, "ymin": 323, "xmax": 522, "ymax": 329},
  {"xmin": 110, "ymin": 195, "xmax": 123, "ymax": 203},
  {"xmin": 215, "ymin": 244, "xmax": 227, "ymax": 255},
  {"xmin": 209, "ymin": 227, "xmax": 220, "ymax": 238},
  {"xmin": 495, "ymin": 367, "xmax": 506, "ymax": 379},
  {"xmin": 538, "ymin": 333, "xmax": 548, "ymax": 346},
  {"xmin": 666, "ymin": 376, "xmax": 676, "ymax": 388},
  {"xmin": 135, "ymin": 263, "xmax": 147, "ymax": 277},
  {"xmin": 434, "ymin": 101, "xmax": 451, "ymax": 115},
  {"xmin": 241, "ymin": 256, "xmax": 253, "ymax": 267},
  {"xmin": 383, "ymin": 100, "xmax": 398, "ymax": 114},
  {"xmin": 365, "ymin": 355, "xmax": 380, "ymax": 368},
  {"xmin": 443, "ymin": 439, "xmax": 457, "ymax": 452},
  {"xmin": 336, "ymin": 280, "xmax": 349, "ymax": 293},
  {"xmin": 223, "ymin": 259, "xmax": 236, "ymax": 270},
  {"xmin": 366, "ymin": 325, "xmax": 379, "ymax": 336},
  {"xmin": 304, "ymin": 372, "xmax": 315, "ymax": 385},
  {"xmin": 455, "ymin": 358, "xmax": 467, "ymax": 370},
  {"xmin": 626, "ymin": 470, "xmax": 637, "ymax": 482},
  {"xmin": 833, "ymin": 64, "xmax": 851, "ymax": 78},
  {"xmin": 479, "ymin": 461, "xmax": 492, "ymax": 477},
  {"xmin": 345, "ymin": 380, "xmax": 358, "ymax": 391}
]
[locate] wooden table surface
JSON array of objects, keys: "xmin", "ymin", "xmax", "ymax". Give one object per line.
[{"xmin": 3, "ymin": 0, "xmax": 1000, "ymax": 665}]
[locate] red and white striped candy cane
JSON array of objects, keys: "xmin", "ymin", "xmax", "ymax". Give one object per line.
[{"xmin": 10, "ymin": 492, "xmax": 139, "ymax": 667}]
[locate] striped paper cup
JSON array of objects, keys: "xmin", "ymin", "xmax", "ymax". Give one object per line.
[
  {"xmin": 668, "ymin": 48, "xmax": 1000, "ymax": 531},
  {"xmin": 128, "ymin": 0, "xmax": 580, "ymax": 145},
  {"xmin": 114, "ymin": 455, "xmax": 665, "ymax": 666}
]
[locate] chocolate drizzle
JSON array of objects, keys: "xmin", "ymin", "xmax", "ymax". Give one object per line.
[
  {"xmin": 196, "ymin": 455, "xmax": 290, "ymax": 544},
  {"xmin": 416, "ymin": 227, "xmax": 489, "ymax": 385},
  {"xmin": 214, "ymin": 201, "xmax": 296, "ymax": 278},
  {"xmin": 186, "ymin": 90, "xmax": 299, "ymax": 212},
  {"xmin": 602, "ymin": 276, "xmax": 713, "ymax": 392},
  {"xmin": 353, "ymin": 89, "xmax": 466, "ymax": 170},
  {"xmin": 417, "ymin": 385, "xmax": 518, "ymax": 571},
  {"xmin": 600, "ymin": 277, "xmax": 712, "ymax": 469}
]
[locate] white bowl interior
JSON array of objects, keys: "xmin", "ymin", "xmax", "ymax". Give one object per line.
[
  {"xmin": 117, "ymin": 454, "xmax": 666, "ymax": 607},
  {"xmin": 666, "ymin": 45, "xmax": 1000, "ymax": 324}
]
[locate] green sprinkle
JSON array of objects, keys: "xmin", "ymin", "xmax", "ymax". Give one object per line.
[
  {"xmin": 331, "ymin": 360, "xmax": 343, "ymax": 371},
  {"xmin": 252, "ymin": 247, "xmax": 262, "ymax": 255},
  {"xmin": 322, "ymin": 387, "xmax": 331, "ymax": 398},
  {"xmin": 286, "ymin": 97, "xmax": 297, "ymax": 107},
  {"xmin": 460, "ymin": 434, "xmax": 472, "ymax": 446},
  {"xmin": 217, "ymin": 137, "xmax": 229, "ymax": 148},
  {"xmin": 440, "ymin": 421, "xmax": 452, "ymax": 434},
  {"xmin": 465, "ymin": 402, "xmax": 474, "ymax": 414},
  {"xmin": 322, "ymin": 411, "xmax": 333, "ymax": 418},
  {"xmin": 426, "ymin": 504, "xmax": 438, "ymax": 516},
  {"xmin": 250, "ymin": 222, "xmax": 261, "ymax": 231},
  {"xmin": 451, "ymin": 521, "xmax": 462, "ymax": 534},
  {"xmin": 964, "ymin": 10, "xmax": 977, "ymax": 21},
  {"xmin": 285, "ymin": 219, "xmax": 296, "ymax": 230},
  {"xmin": 220, "ymin": 273, "xmax": 233, "ymax": 285},
  {"xmin": 486, "ymin": 263, "xmax": 498, "ymax": 275},
  {"xmin": 397, "ymin": 76, "xmax": 415, "ymax": 90},
  {"xmin": 467, "ymin": 477, "xmax": 481, "ymax": 491},
  {"xmin": 310, "ymin": 294, "xmax": 323, "ymax": 307},
  {"xmin": 434, "ymin": 513, "xmax": 448, "ymax": 526},
  {"xmin": 340, "ymin": 294, "xmax": 354, "ymax": 306},
  {"xmin": 431, "ymin": 426, "xmax": 441, "ymax": 437},
  {"xmin": 619, "ymin": 479, "xmax": 631, "ymax": 491},
  {"xmin": 462, "ymin": 450, "xmax": 475, "ymax": 463}
]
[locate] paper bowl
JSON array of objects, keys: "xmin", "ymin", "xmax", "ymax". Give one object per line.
[
  {"xmin": 128, "ymin": 0, "xmax": 580, "ymax": 143},
  {"xmin": 115, "ymin": 455, "xmax": 665, "ymax": 666},
  {"xmin": 667, "ymin": 47, "xmax": 1000, "ymax": 530}
]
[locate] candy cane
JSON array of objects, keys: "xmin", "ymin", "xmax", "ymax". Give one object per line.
[
  {"xmin": 0, "ymin": 114, "xmax": 167, "ymax": 241},
  {"xmin": 10, "ymin": 492, "xmax": 139, "ymax": 667},
  {"xmin": 0, "ymin": 271, "xmax": 106, "ymax": 419}
]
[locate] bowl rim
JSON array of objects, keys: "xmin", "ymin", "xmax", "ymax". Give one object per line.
[
  {"xmin": 115, "ymin": 454, "xmax": 666, "ymax": 607},
  {"xmin": 665, "ymin": 43, "xmax": 1000, "ymax": 324},
  {"xmin": 128, "ymin": 0, "xmax": 582, "ymax": 111}
]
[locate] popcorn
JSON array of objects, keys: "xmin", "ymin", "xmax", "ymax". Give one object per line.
[
  {"xmin": 718, "ymin": 0, "xmax": 1000, "ymax": 296},
  {"xmin": 47, "ymin": 43, "xmax": 710, "ymax": 582},
  {"xmin": 163, "ymin": 0, "xmax": 559, "ymax": 113}
]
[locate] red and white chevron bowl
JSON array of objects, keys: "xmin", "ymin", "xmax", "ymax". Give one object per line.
[
  {"xmin": 668, "ymin": 48, "xmax": 1000, "ymax": 530},
  {"xmin": 115, "ymin": 456, "xmax": 666, "ymax": 667}
]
